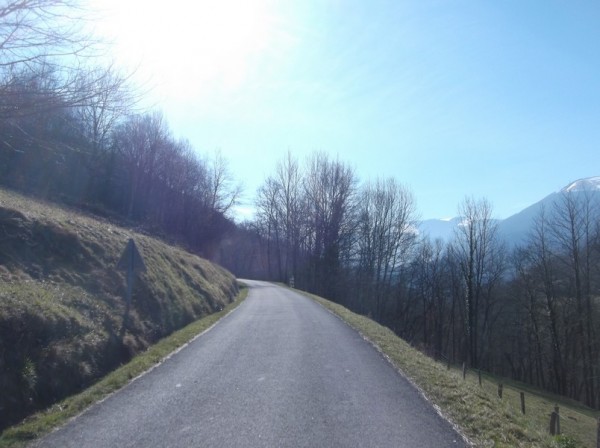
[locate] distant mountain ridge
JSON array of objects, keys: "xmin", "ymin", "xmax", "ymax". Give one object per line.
[
  {"xmin": 418, "ymin": 217, "xmax": 463, "ymax": 242},
  {"xmin": 419, "ymin": 177, "xmax": 600, "ymax": 246}
]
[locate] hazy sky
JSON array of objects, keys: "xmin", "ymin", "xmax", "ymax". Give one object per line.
[{"xmin": 90, "ymin": 0, "xmax": 600, "ymax": 220}]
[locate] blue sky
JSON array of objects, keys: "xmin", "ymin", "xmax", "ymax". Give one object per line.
[{"xmin": 93, "ymin": 0, "xmax": 600, "ymax": 220}]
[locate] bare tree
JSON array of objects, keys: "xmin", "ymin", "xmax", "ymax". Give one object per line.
[
  {"xmin": 112, "ymin": 111, "xmax": 170, "ymax": 219},
  {"xmin": 303, "ymin": 152, "xmax": 357, "ymax": 300},
  {"xmin": 206, "ymin": 150, "xmax": 242, "ymax": 216},
  {"xmin": 274, "ymin": 151, "xmax": 304, "ymax": 283},
  {"xmin": 410, "ymin": 237, "xmax": 448, "ymax": 358},
  {"xmin": 452, "ymin": 197, "xmax": 505, "ymax": 368},
  {"xmin": 355, "ymin": 178, "xmax": 417, "ymax": 319},
  {"xmin": 74, "ymin": 65, "xmax": 139, "ymax": 154},
  {"xmin": 255, "ymin": 176, "xmax": 284, "ymax": 279},
  {"xmin": 152, "ymin": 137, "xmax": 206, "ymax": 234},
  {"xmin": 254, "ymin": 152, "xmax": 307, "ymax": 283},
  {"xmin": 526, "ymin": 206, "xmax": 567, "ymax": 394},
  {"xmin": 550, "ymin": 190, "xmax": 598, "ymax": 406},
  {"xmin": 0, "ymin": 0, "xmax": 107, "ymax": 119},
  {"xmin": 0, "ymin": 0, "xmax": 96, "ymax": 68}
]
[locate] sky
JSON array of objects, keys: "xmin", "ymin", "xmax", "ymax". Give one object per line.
[{"xmin": 88, "ymin": 0, "xmax": 600, "ymax": 220}]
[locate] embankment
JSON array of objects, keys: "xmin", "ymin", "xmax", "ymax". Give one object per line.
[{"xmin": 0, "ymin": 189, "xmax": 237, "ymax": 429}]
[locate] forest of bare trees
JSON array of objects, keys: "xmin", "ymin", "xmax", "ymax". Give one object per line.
[
  {"xmin": 220, "ymin": 153, "xmax": 600, "ymax": 409},
  {"xmin": 0, "ymin": 0, "xmax": 240, "ymax": 257},
  {"xmin": 509, "ymin": 194, "xmax": 599, "ymax": 407}
]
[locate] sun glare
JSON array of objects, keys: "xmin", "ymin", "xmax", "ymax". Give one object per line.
[{"xmin": 92, "ymin": 0, "xmax": 277, "ymax": 99}]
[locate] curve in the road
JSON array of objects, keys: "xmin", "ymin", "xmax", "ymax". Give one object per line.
[{"xmin": 34, "ymin": 280, "xmax": 467, "ymax": 448}]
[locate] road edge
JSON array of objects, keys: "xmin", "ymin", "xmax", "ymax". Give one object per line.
[
  {"xmin": 291, "ymin": 287, "xmax": 475, "ymax": 447},
  {"xmin": 0, "ymin": 285, "xmax": 249, "ymax": 448}
]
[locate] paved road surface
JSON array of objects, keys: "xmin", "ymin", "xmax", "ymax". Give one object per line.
[{"xmin": 34, "ymin": 280, "xmax": 467, "ymax": 447}]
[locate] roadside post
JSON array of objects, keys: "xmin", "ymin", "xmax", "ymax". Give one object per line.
[{"xmin": 117, "ymin": 238, "xmax": 147, "ymax": 336}]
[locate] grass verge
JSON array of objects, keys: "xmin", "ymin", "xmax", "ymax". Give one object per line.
[
  {"xmin": 0, "ymin": 284, "xmax": 248, "ymax": 448},
  {"xmin": 302, "ymin": 291, "xmax": 594, "ymax": 448}
]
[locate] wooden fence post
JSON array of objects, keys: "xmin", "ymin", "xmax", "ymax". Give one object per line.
[
  {"xmin": 497, "ymin": 383, "xmax": 503, "ymax": 399},
  {"xmin": 596, "ymin": 416, "xmax": 599, "ymax": 448},
  {"xmin": 520, "ymin": 392, "xmax": 525, "ymax": 414},
  {"xmin": 462, "ymin": 362, "xmax": 466, "ymax": 380},
  {"xmin": 478, "ymin": 370, "xmax": 482, "ymax": 386},
  {"xmin": 554, "ymin": 406, "xmax": 560, "ymax": 435}
]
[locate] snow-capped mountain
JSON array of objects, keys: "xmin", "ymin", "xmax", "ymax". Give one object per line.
[
  {"xmin": 420, "ymin": 177, "xmax": 600, "ymax": 246},
  {"xmin": 562, "ymin": 176, "xmax": 600, "ymax": 193},
  {"xmin": 498, "ymin": 177, "xmax": 600, "ymax": 246}
]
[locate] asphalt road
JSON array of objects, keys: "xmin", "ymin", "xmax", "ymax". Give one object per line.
[{"xmin": 34, "ymin": 280, "xmax": 467, "ymax": 448}]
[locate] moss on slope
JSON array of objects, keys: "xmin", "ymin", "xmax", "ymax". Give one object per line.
[{"xmin": 0, "ymin": 189, "xmax": 237, "ymax": 429}]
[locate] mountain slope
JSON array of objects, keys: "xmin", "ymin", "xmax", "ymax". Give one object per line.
[
  {"xmin": 498, "ymin": 177, "xmax": 600, "ymax": 246},
  {"xmin": 0, "ymin": 188, "xmax": 238, "ymax": 430},
  {"xmin": 420, "ymin": 177, "xmax": 600, "ymax": 245}
]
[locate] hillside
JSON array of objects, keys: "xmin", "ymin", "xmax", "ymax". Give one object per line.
[
  {"xmin": 0, "ymin": 189, "xmax": 238, "ymax": 429},
  {"xmin": 497, "ymin": 177, "xmax": 600, "ymax": 246}
]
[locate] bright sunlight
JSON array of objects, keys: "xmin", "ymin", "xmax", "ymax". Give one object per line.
[{"xmin": 91, "ymin": 0, "xmax": 279, "ymax": 99}]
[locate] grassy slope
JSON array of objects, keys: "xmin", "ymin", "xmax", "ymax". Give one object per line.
[
  {"xmin": 473, "ymin": 370, "xmax": 599, "ymax": 448},
  {"xmin": 303, "ymin": 291, "xmax": 599, "ymax": 448},
  {"xmin": 0, "ymin": 188, "xmax": 238, "ymax": 430}
]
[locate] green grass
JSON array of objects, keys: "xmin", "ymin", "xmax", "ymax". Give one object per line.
[
  {"xmin": 0, "ymin": 187, "xmax": 239, "ymax": 430},
  {"xmin": 0, "ymin": 285, "xmax": 248, "ymax": 448},
  {"xmin": 301, "ymin": 291, "xmax": 599, "ymax": 448}
]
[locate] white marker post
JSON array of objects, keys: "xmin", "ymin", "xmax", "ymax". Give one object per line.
[{"xmin": 117, "ymin": 238, "xmax": 146, "ymax": 335}]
